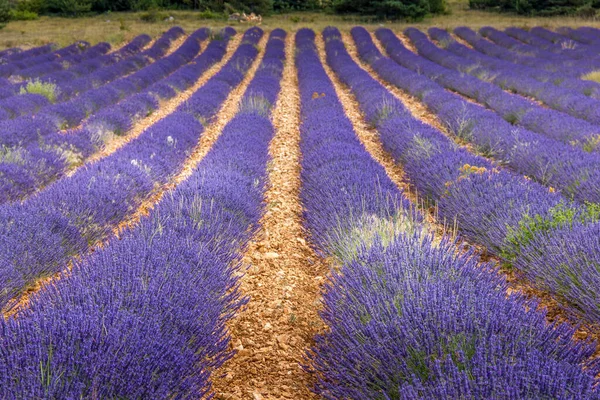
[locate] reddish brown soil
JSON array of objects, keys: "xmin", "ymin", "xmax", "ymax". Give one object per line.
[{"xmin": 212, "ymin": 33, "xmax": 328, "ymax": 400}]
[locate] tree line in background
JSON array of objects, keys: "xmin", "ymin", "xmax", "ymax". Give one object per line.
[
  {"xmin": 0, "ymin": 0, "xmax": 447, "ymax": 21},
  {"xmin": 469, "ymin": 0, "xmax": 600, "ymax": 16}
]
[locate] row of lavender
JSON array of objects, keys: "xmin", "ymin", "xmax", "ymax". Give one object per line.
[
  {"xmin": 0, "ymin": 34, "xmax": 152, "ymax": 118},
  {"xmin": 0, "ymin": 27, "xmax": 203, "ymax": 204},
  {"xmin": 407, "ymin": 27, "xmax": 600, "ymax": 156},
  {"xmin": 373, "ymin": 28, "xmax": 600, "ymax": 207},
  {"xmin": 484, "ymin": 27, "xmax": 600, "ymax": 65},
  {"xmin": 440, "ymin": 27, "xmax": 600, "ymax": 126},
  {"xmin": 0, "ymin": 28, "xmax": 286, "ymax": 398},
  {"xmin": 350, "ymin": 27, "xmax": 600, "ymax": 331},
  {"xmin": 297, "ymin": 27, "xmax": 599, "ymax": 399},
  {"xmin": 0, "ymin": 27, "xmax": 177, "ymax": 122},
  {"xmin": 454, "ymin": 26, "xmax": 600, "ymax": 80},
  {"xmin": 0, "ymin": 43, "xmax": 54, "ymax": 65},
  {"xmin": 0, "ymin": 41, "xmax": 93, "ymax": 80},
  {"xmin": 0, "ymin": 26, "xmax": 265, "ymax": 314}
]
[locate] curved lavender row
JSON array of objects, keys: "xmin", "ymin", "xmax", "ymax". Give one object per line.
[
  {"xmin": 377, "ymin": 28, "xmax": 600, "ymax": 204},
  {"xmin": 0, "ymin": 29, "xmax": 283, "ymax": 399},
  {"xmin": 0, "ymin": 29, "xmax": 203, "ymax": 153},
  {"xmin": 296, "ymin": 30, "xmax": 414, "ymax": 259},
  {"xmin": 424, "ymin": 28, "xmax": 600, "ymax": 153},
  {"xmin": 479, "ymin": 26, "xmax": 594, "ymax": 67},
  {"xmin": 557, "ymin": 27, "xmax": 600, "ymax": 45},
  {"xmin": 442, "ymin": 27, "xmax": 600, "ymax": 104},
  {"xmin": 16, "ymin": 41, "xmax": 110, "ymax": 81},
  {"xmin": 0, "ymin": 33, "xmax": 153, "ymax": 101},
  {"xmin": 480, "ymin": 26, "xmax": 571, "ymax": 61},
  {"xmin": 453, "ymin": 27, "xmax": 600, "ymax": 114},
  {"xmin": 497, "ymin": 27, "xmax": 597, "ymax": 62},
  {"xmin": 0, "ymin": 47, "xmax": 21, "ymax": 60},
  {"xmin": 531, "ymin": 26, "xmax": 581, "ymax": 47},
  {"xmin": 0, "ymin": 43, "xmax": 111, "ymax": 119},
  {"xmin": 0, "ymin": 26, "xmax": 266, "ymax": 312},
  {"xmin": 0, "ymin": 30, "xmax": 204, "ymax": 204},
  {"xmin": 0, "ymin": 44, "xmax": 52, "ymax": 65},
  {"xmin": 0, "ymin": 29, "xmax": 234, "ymax": 203},
  {"xmin": 303, "ymin": 26, "xmax": 599, "ymax": 399},
  {"xmin": 504, "ymin": 27, "xmax": 579, "ymax": 54},
  {"xmin": 54, "ymin": 35, "xmax": 163, "ymax": 101},
  {"xmin": 577, "ymin": 27, "xmax": 600, "ymax": 41},
  {"xmin": 0, "ymin": 41, "xmax": 90, "ymax": 79},
  {"xmin": 454, "ymin": 27, "xmax": 598, "ymax": 79},
  {"xmin": 354, "ymin": 26, "xmax": 600, "ymax": 328},
  {"xmin": 0, "ymin": 29, "xmax": 178, "ymax": 118},
  {"xmin": 1, "ymin": 44, "xmax": 54, "ymax": 63},
  {"xmin": 0, "ymin": 30, "xmax": 230, "ymax": 205}
]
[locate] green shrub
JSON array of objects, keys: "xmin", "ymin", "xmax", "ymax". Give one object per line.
[
  {"xmin": 15, "ymin": 0, "xmax": 46, "ymax": 13},
  {"xmin": 332, "ymin": 0, "xmax": 444, "ymax": 20},
  {"xmin": 0, "ymin": 0, "xmax": 11, "ymax": 23},
  {"xmin": 46, "ymin": 0, "xmax": 93, "ymax": 15},
  {"xmin": 19, "ymin": 79, "xmax": 59, "ymax": 103},
  {"xmin": 197, "ymin": 9, "xmax": 222, "ymax": 19},
  {"xmin": 139, "ymin": 8, "xmax": 168, "ymax": 21},
  {"xmin": 470, "ymin": 0, "xmax": 600, "ymax": 16},
  {"xmin": 10, "ymin": 10, "xmax": 39, "ymax": 20}
]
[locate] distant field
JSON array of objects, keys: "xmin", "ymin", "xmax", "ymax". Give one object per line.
[
  {"xmin": 0, "ymin": 18, "xmax": 600, "ymax": 400},
  {"xmin": 0, "ymin": 0, "xmax": 598, "ymax": 48}
]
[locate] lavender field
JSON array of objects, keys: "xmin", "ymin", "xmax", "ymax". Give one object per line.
[{"xmin": 1, "ymin": 24, "xmax": 600, "ymax": 399}]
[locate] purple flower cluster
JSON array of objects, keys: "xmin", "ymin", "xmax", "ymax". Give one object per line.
[
  {"xmin": 353, "ymin": 26, "xmax": 600, "ymax": 327},
  {"xmin": 0, "ymin": 28, "xmax": 284, "ymax": 398},
  {"xmin": 300, "ymin": 26, "xmax": 599, "ymax": 399},
  {"xmin": 374, "ymin": 27, "xmax": 600, "ymax": 205},
  {"xmin": 0, "ymin": 28, "xmax": 205, "ymax": 204},
  {"xmin": 0, "ymin": 26, "xmax": 265, "ymax": 312}
]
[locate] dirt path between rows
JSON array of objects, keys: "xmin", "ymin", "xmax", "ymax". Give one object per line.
[
  {"xmin": 212, "ymin": 33, "xmax": 328, "ymax": 400},
  {"xmin": 3, "ymin": 31, "xmax": 260, "ymax": 318}
]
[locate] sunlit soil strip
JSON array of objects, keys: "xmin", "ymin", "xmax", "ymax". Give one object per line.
[
  {"xmin": 4, "ymin": 32, "xmax": 265, "ymax": 319},
  {"xmin": 342, "ymin": 30, "xmax": 600, "ymax": 355},
  {"xmin": 212, "ymin": 34, "xmax": 327, "ymax": 400},
  {"xmin": 67, "ymin": 33, "xmax": 242, "ymax": 175},
  {"xmin": 162, "ymin": 32, "xmax": 188, "ymax": 57}
]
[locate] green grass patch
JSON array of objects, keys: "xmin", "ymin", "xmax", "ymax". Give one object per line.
[
  {"xmin": 19, "ymin": 79, "xmax": 59, "ymax": 103},
  {"xmin": 582, "ymin": 70, "xmax": 600, "ymax": 83}
]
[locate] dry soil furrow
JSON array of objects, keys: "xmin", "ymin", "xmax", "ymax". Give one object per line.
[
  {"xmin": 212, "ymin": 33, "xmax": 328, "ymax": 400},
  {"xmin": 69, "ymin": 32, "xmax": 242, "ymax": 173}
]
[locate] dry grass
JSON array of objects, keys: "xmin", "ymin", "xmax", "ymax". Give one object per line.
[
  {"xmin": 0, "ymin": 0, "xmax": 597, "ymax": 50},
  {"xmin": 582, "ymin": 70, "xmax": 600, "ymax": 83}
]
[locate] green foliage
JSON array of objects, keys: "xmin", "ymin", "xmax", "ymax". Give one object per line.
[
  {"xmin": 10, "ymin": 9, "xmax": 39, "ymax": 19},
  {"xmin": 333, "ymin": 0, "xmax": 445, "ymax": 20},
  {"xmin": 469, "ymin": 0, "xmax": 600, "ymax": 16},
  {"xmin": 273, "ymin": 0, "xmax": 322, "ymax": 11},
  {"xmin": 19, "ymin": 79, "xmax": 59, "ymax": 103},
  {"xmin": 502, "ymin": 202, "xmax": 600, "ymax": 262},
  {"xmin": 225, "ymin": 0, "xmax": 273, "ymax": 15},
  {"xmin": 15, "ymin": 0, "xmax": 47, "ymax": 13},
  {"xmin": 46, "ymin": 0, "xmax": 93, "ymax": 15},
  {"xmin": 0, "ymin": 0, "xmax": 11, "ymax": 22},
  {"xmin": 197, "ymin": 9, "xmax": 222, "ymax": 18},
  {"xmin": 139, "ymin": 8, "xmax": 168, "ymax": 21}
]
